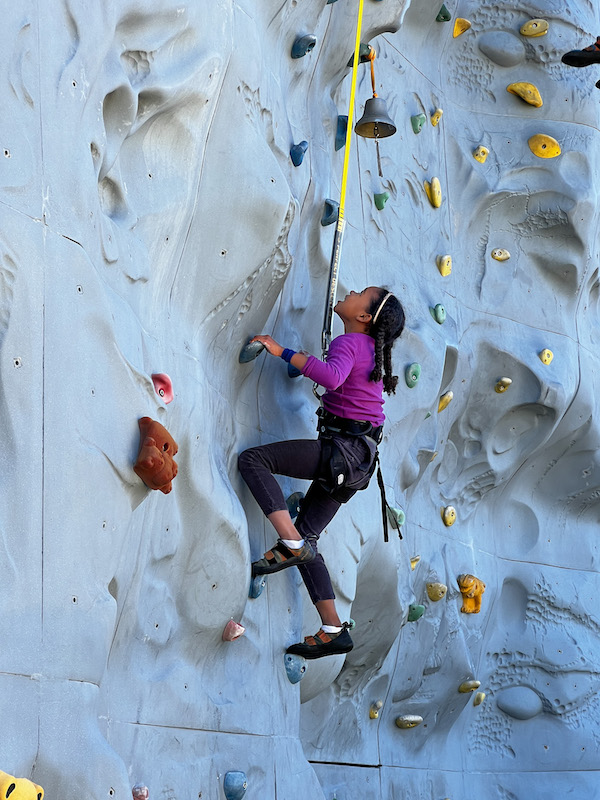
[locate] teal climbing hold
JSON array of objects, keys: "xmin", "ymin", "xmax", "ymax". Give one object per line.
[
  {"xmin": 405, "ymin": 363, "xmax": 421, "ymax": 388},
  {"xmin": 286, "ymin": 491, "xmax": 305, "ymax": 520},
  {"xmin": 292, "ymin": 34, "xmax": 317, "ymax": 59},
  {"xmin": 411, "ymin": 113, "xmax": 427, "ymax": 134},
  {"xmin": 436, "ymin": 4, "xmax": 451, "ymax": 21},
  {"xmin": 239, "ymin": 339, "xmax": 265, "ymax": 363},
  {"xmin": 374, "ymin": 191, "xmax": 390, "ymax": 210},
  {"xmin": 408, "ymin": 604, "xmax": 425, "ymax": 622},
  {"xmin": 249, "ymin": 574, "xmax": 267, "ymax": 599},
  {"xmin": 223, "ymin": 771, "xmax": 248, "ymax": 800},
  {"xmin": 284, "ymin": 653, "xmax": 307, "ymax": 684},
  {"xmin": 321, "ymin": 199, "xmax": 339, "ymax": 226},
  {"xmin": 335, "ymin": 115, "xmax": 348, "ymax": 151},
  {"xmin": 347, "ymin": 43, "xmax": 373, "ymax": 67},
  {"xmin": 327, "ymin": 0, "xmax": 339, "ymax": 3},
  {"xmin": 430, "ymin": 304, "xmax": 446, "ymax": 324},
  {"xmin": 290, "ymin": 141, "xmax": 308, "ymax": 166},
  {"xmin": 386, "ymin": 505, "xmax": 405, "ymax": 529}
]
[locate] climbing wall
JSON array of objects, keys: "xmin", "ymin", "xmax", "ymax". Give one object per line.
[{"xmin": 1, "ymin": 0, "xmax": 599, "ymax": 798}]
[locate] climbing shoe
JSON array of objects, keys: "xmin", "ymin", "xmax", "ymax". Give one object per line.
[
  {"xmin": 252, "ymin": 539, "xmax": 315, "ymax": 576},
  {"xmin": 285, "ymin": 623, "xmax": 354, "ymax": 660},
  {"xmin": 562, "ymin": 37, "xmax": 600, "ymax": 67}
]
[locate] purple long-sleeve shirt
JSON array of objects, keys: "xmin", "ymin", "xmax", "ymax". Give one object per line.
[{"xmin": 301, "ymin": 332, "xmax": 385, "ymax": 425}]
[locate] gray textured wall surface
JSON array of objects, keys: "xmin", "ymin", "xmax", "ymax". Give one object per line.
[{"xmin": 1, "ymin": 0, "xmax": 599, "ymax": 798}]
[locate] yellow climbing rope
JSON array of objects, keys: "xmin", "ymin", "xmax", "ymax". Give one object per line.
[
  {"xmin": 339, "ymin": 0, "xmax": 365, "ymax": 221},
  {"xmin": 320, "ymin": 0, "xmax": 365, "ymax": 358}
]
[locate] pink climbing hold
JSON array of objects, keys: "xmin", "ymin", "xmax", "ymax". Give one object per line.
[
  {"xmin": 222, "ymin": 620, "xmax": 246, "ymax": 641},
  {"xmin": 132, "ymin": 785, "xmax": 149, "ymax": 800},
  {"xmin": 151, "ymin": 373, "xmax": 174, "ymax": 404}
]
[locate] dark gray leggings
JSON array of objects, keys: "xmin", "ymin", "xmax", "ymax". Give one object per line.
[{"xmin": 238, "ymin": 438, "xmax": 358, "ymax": 603}]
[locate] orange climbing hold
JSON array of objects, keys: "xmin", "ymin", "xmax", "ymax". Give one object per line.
[{"xmin": 134, "ymin": 417, "xmax": 179, "ymax": 494}]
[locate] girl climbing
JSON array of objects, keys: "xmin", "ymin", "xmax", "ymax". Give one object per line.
[{"xmin": 238, "ymin": 286, "xmax": 405, "ymax": 659}]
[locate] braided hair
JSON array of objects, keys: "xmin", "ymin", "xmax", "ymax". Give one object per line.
[{"xmin": 368, "ymin": 287, "xmax": 405, "ymax": 395}]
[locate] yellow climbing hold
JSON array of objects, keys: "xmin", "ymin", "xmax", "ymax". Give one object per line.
[
  {"xmin": 539, "ymin": 348, "xmax": 554, "ymax": 365},
  {"xmin": 520, "ymin": 18, "xmax": 548, "ymax": 37},
  {"xmin": 507, "ymin": 82, "xmax": 543, "ymax": 107},
  {"xmin": 438, "ymin": 390, "xmax": 453, "ymax": 412},
  {"xmin": 473, "ymin": 145, "xmax": 489, "ymax": 163},
  {"xmin": 395, "ymin": 715, "xmax": 423, "ymax": 729},
  {"xmin": 431, "ymin": 108, "xmax": 443, "ymax": 126},
  {"xmin": 424, "ymin": 177, "xmax": 442, "ymax": 208},
  {"xmin": 528, "ymin": 133, "xmax": 561, "ymax": 159},
  {"xmin": 441, "ymin": 505, "xmax": 456, "ymax": 527},
  {"xmin": 491, "ymin": 248, "xmax": 510, "ymax": 261},
  {"xmin": 473, "ymin": 691, "xmax": 486, "ymax": 706},
  {"xmin": 458, "ymin": 679, "xmax": 481, "ymax": 693},
  {"xmin": 453, "ymin": 18, "xmax": 471, "ymax": 38},
  {"xmin": 495, "ymin": 377, "xmax": 512, "ymax": 393},
  {"xmin": 437, "ymin": 254, "xmax": 452, "ymax": 277},
  {"xmin": 370, "ymin": 700, "xmax": 383, "ymax": 719},
  {"xmin": 426, "ymin": 582, "xmax": 448, "ymax": 601},
  {"xmin": 410, "ymin": 555, "xmax": 421, "ymax": 570}
]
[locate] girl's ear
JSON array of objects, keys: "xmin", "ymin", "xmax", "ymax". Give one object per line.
[{"xmin": 358, "ymin": 311, "xmax": 373, "ymax": 322}]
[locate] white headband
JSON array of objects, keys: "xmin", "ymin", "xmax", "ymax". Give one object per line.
[{"xmin": 373, "ymin": 292, "xmax": 393, "ymax": 325}]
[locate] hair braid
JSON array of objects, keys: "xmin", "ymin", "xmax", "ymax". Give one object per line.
[{"xmin": 368, "ymin": 287, "xmax": 405, "ymax": 395}]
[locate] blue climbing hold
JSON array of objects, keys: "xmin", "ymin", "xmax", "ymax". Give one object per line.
[
  {"xmin": 290, "ymin": 141, "xmax": 308, "ymax": 166},
  {"xmin": 335, "ymin": 115, "xmax": 348, "ymax": 151},
  {"xmin": 292, "ymin": 34, "xmax": 317, "ymax": 59},
  {"xmin": 321, "ymin": 199, "xmax": 339, "ymax": 226},
  {"xmin": 239, "ymin": 339, "xmax": 265, "ymax": 363},
  {"xmin": 223, "ymin": 771, "xmax": 248, "ymax": 800},
  {"xmin": 284, "ymin": 653, "xmax": 307, "ymax": 684},
  {"xmin": 287, "ymin": 363, "xmax": 302, "ymax": 378},
  {"xmin": 286, "ymin": 491, "xmax": 305, "ymax": 520},
  {"xmin": 249, "ymin": 574, "xmax": 267, "ymax": 599}
]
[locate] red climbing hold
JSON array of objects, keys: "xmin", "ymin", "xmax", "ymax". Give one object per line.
[
  {"xmin": 133, "ymin": 417, "xmax": 178, "ymax": 494},
  {"xmin": 151, "ymin": 373, "xmax": 174, "ymax": 404}
]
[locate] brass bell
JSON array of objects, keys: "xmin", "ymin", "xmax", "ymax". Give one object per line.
[{"xmin": 355, "ymin": 97, "xmax": 397, "ymax": 138}]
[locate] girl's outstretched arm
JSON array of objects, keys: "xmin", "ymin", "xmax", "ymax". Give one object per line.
[{"xmin": 250, "ymin": 334, "xmax": 309, "ymax": 371}]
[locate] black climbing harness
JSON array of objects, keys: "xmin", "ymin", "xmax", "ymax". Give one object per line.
[{"xmin": 316, "ymin": 408, "xmax": 401, "ymax": 542}]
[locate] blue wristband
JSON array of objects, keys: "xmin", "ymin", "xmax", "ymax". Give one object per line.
[{"xmin": 281, "ymin": 348, "xmax": 296, "ymax": 363}]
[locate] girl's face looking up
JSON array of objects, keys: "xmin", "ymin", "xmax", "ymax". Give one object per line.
[{"xmin": 334, "ymin": 286, "xmax": 381, "ymax": 327}]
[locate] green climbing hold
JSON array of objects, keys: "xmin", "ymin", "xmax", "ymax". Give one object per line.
[
  {"xmin": 408, "ymin": 604, "xmax": 425, "ymax": 622},
  {"xmin": 335, "ymin": 115, "xmax": 348, "ymax": 151},
  {"xmin": 374, "ymin": 191, "xmax": 390, "ymax": 210},
  {"xmin": 436, "ymin": 4, "xmax": 451, "ymax": 22},
  {"xmin": 430, "ymin": 303, "xmax": 446, "ymax": 324},
  {"xmin": 411, "ymin": 113, "xmax": 427, "ymax": 134},
  {"xmin": 347, "ymin": 43, "xmax": 373, "ymax": 68},
  {"xmin": 321, "ymin": 198, "xmax": 339, "ymax": 226},
  {"xmin": 405, "ymin": 363, "xmax": 421, "ymax": 388}
]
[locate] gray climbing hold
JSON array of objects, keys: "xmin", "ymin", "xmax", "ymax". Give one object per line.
[
  {"xmin": 292, "ymin": 34, "xmax": 317, "ymax": 59},
  {"xmin": 335, "ymin": 115, "xmax": 348, "ymax": 151},
  {"xmin": 321, "ymin": 198, "xmax": 339, "ymax": 226},
  {"xmin": 496, "ymin": 686, "xmax": 543, "ymax": 720},
  {"xmin": 374, "ymin": 191, "xmax": 390, "ymax": 210},
  {"xmin": 223, "ymin": 771, "xmax": 248, "ymax": 800},
  {"xmin": 478, "ymin": 31, "xmax": 526, "ymax": 68},
  {"xmin": 290, "ymin": 140, "xmax": 308, "ymax": 166},
  {"xmin": 239, "ymin": 339, "xmax": 265, "ymax": 363},
  {"xmin": 284, "ymin": 653, "xmax": 307, "ymax": 684}
]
